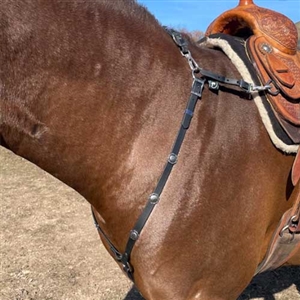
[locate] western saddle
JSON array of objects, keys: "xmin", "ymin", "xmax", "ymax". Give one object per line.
[
  {"xmin": 205, "ymin": 0, "xmax": 300, "ymax": 273},
  {"xmin": 206, "ymin": 0, "xmax": 300, "ymax": 145}
]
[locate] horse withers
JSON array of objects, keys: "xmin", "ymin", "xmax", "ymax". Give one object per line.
[{"xmin": 0, "ymin": 0, "xmax": 299, "ymax": 299}]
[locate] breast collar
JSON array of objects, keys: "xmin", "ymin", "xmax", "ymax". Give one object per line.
[{"xmin": 92, "ymin": 28, "xmax": 265, "ymax": 282}]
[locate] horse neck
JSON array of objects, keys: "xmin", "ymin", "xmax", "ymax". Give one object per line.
[
  {"xmin": 0, "ymin": 9, "xmax": 293, "ymax": 199},
  {"xmin": 0, "ymin": 1, "xmax": 295, "ymax": 255},
  {"xmin": 0, "ymin": 0, "xmax": 193, "ymax": 202}
]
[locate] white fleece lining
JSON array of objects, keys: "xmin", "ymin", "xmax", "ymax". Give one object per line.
[{"xmin": 202, "ymin": 37, "xmax": 299, "ymax": 154}]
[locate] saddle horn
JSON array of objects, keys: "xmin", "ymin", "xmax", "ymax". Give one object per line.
[{"xmin": 238, "ymin": 0, "xmax": 254, "ymax": 6}]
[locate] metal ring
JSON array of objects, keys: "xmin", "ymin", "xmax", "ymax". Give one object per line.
[
  {"xmin": 267, "ymin": 80, "xmax": 280, "ymax": 96},
  {"xmin": 279, "ymin": 224, "xmax": 289, "ymax": 237}
]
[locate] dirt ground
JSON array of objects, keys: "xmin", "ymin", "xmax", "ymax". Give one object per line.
[{"xmin": 1, "ymin": 146, "xmax": 299, "ymax": 300}]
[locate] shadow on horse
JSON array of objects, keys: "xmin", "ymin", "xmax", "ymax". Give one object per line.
[
  {"xmin": 0, "ymin": 0, "xmax": 299, "ymax": 299},
  {"xmin": 124, "ymin": 266, "xmax": 300, "ymax": 299}
]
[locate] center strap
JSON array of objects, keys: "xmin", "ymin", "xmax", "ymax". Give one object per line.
[
  {"xmin": 92, "ymin": 77, "xmax": 205, "ymax": 281},
  {"xmin": 91, "ymin": 27, "xmax": 270, "ymax": 282},
  {"xmin": 91, "ymin": 28, "xmax": 206, "ymax": 282},
  {"xmin": 120, "ymin": 77, "xmax": 205, "ymax": 279}
]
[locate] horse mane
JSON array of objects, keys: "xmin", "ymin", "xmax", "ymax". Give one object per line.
[
  {"xmin": 0, "ymin": 0, "xmax": 165, "ymax": 55},
  {"xmin": 103, "ymin": 0, "xmax": 161, "ymax": 27},
  {"xmin": 0, "ymin": 0, "xmax": 200, "ymax": 56},
  {"xmin": 0, "ymin": 0, "xmax": 161, "ymax": 29}
]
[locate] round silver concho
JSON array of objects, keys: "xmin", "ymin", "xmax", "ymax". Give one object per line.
[
  {"xmin": 168, "ymin": 153, "xmax": 178, "ymax": 165},
  {"xmin": 149, "ymin": 193, "xmax": 160, "ymax": 204},
  {"xmin": 130, "ymin": 230, "xmax": 139, "ymax": 241},
  {"xmin": 261, "ymin": 43, "xmax": 272, "ymax": 53}
]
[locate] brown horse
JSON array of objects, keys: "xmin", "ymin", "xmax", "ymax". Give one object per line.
[{"xmin": 0, "ymin": 0, "xmax": 299, "ymax": 299}]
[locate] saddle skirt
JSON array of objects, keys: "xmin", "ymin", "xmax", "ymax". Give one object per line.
[{"xmin": 205, "ymin": 0, "xmax": 300, "ymax": 143}]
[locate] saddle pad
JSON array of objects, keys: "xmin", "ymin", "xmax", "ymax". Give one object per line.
[{"xmin": 199, "ymin": 34, "xmax": 299, "ymax": 154}]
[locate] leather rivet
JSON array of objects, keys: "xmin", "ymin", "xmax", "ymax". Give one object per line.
[
  {"xmin": 149, "ymin": 193, "xmax": 160, "ymax": 204},
  {"xmin": 168, "ymin": 153, "xmax": 178, "ymax": 164},
  {"xmin": 130, "ymin": 230, "xmax": 139, "ymax": 241}
]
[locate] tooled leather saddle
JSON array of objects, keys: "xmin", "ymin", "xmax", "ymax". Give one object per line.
[{"xmin": 206, "ymin": 0, "xmax": 300, "ymax": 144}]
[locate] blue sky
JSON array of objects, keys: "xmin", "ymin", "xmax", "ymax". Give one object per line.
[{"xmin": 137, "ymin": 0, "xmax": 300, "ymax": 32}]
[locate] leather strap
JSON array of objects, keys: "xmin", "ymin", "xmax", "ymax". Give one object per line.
[
  {"xmin": 120, "ymin": 77, "xmax": 205, "ymax": 279},
  {"xmin": 91, "ymin": 28, "xmax": 300, "ymax": 282},
  {"xmin": 91, "ymin": 28, "xmax": 211, "ymax": 281},
  {"xmin": 92, "ymin": 28, "xmax": 261, "ymax": 281},
  {"xmin": 199, "ymin": 69, "xmax": 252, "ymax": 92},
  {"xmin": 93, "ymin": 74, "xmax": 205, "ymax": 281},
  {"xmin": 91, "ymin": 207, "xmax": 122, "ymax": 260}
]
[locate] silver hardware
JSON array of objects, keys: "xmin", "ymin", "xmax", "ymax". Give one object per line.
[
  {"xmin": 261, "ymin": 43, "xmax": 272, "ymax": 53},
  {"xmin": 250, "ymin": 83, "xmax": 272, "ymax": 92},
  {"xmin": 178, "ymin": 48, "xmax": 200, "ymax": 76},
  {"xmin": 289, "ymin": 215, "xmax": 299, "ymax": 230},
  {"xmin": 279, "ymin": 215, "xmax": 297, "ymax": 242},
  {"xmin": 250, "ymin": 80, "xmax": 274, "ymax": 93},
  {"xmin": 130, "ymin": 230, "xmax": 139, "ymax": 241},
  {"xmin": 266, "ymin": 81, "xmax": 280, "ymax": 96},
  {"xmin": 251, "ymin": 79, "xmax": 280, "ymax": 95},
  {"xmin": 208, "ymin": 80, "xmax": 219, "ymax": 90},
  {"xmin": 168, "ymin": 153, "xmax": 178, "ymax": 164},
  {"xmin": 149, "ymin": 193, "xmax": 160, "ymax": 204},
  {"xmin": 279, "ymin": 224, "xmax": 290, "ymax": 237},
  {"xmin": 185, "ymin": 52, "xmax": 200, "ymax": 73},
  {"xmin": 122, "ymin": 261, "xmax": 133, "ymax": 273}
]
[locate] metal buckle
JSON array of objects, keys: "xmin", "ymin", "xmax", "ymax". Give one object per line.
[
  {"xmin": 191, "ymin": 77, "xmax": 205, "ymax": 97},
  {"xmin": 172, "ymin": 32, "xmax": 188, "ymax": 49}
]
